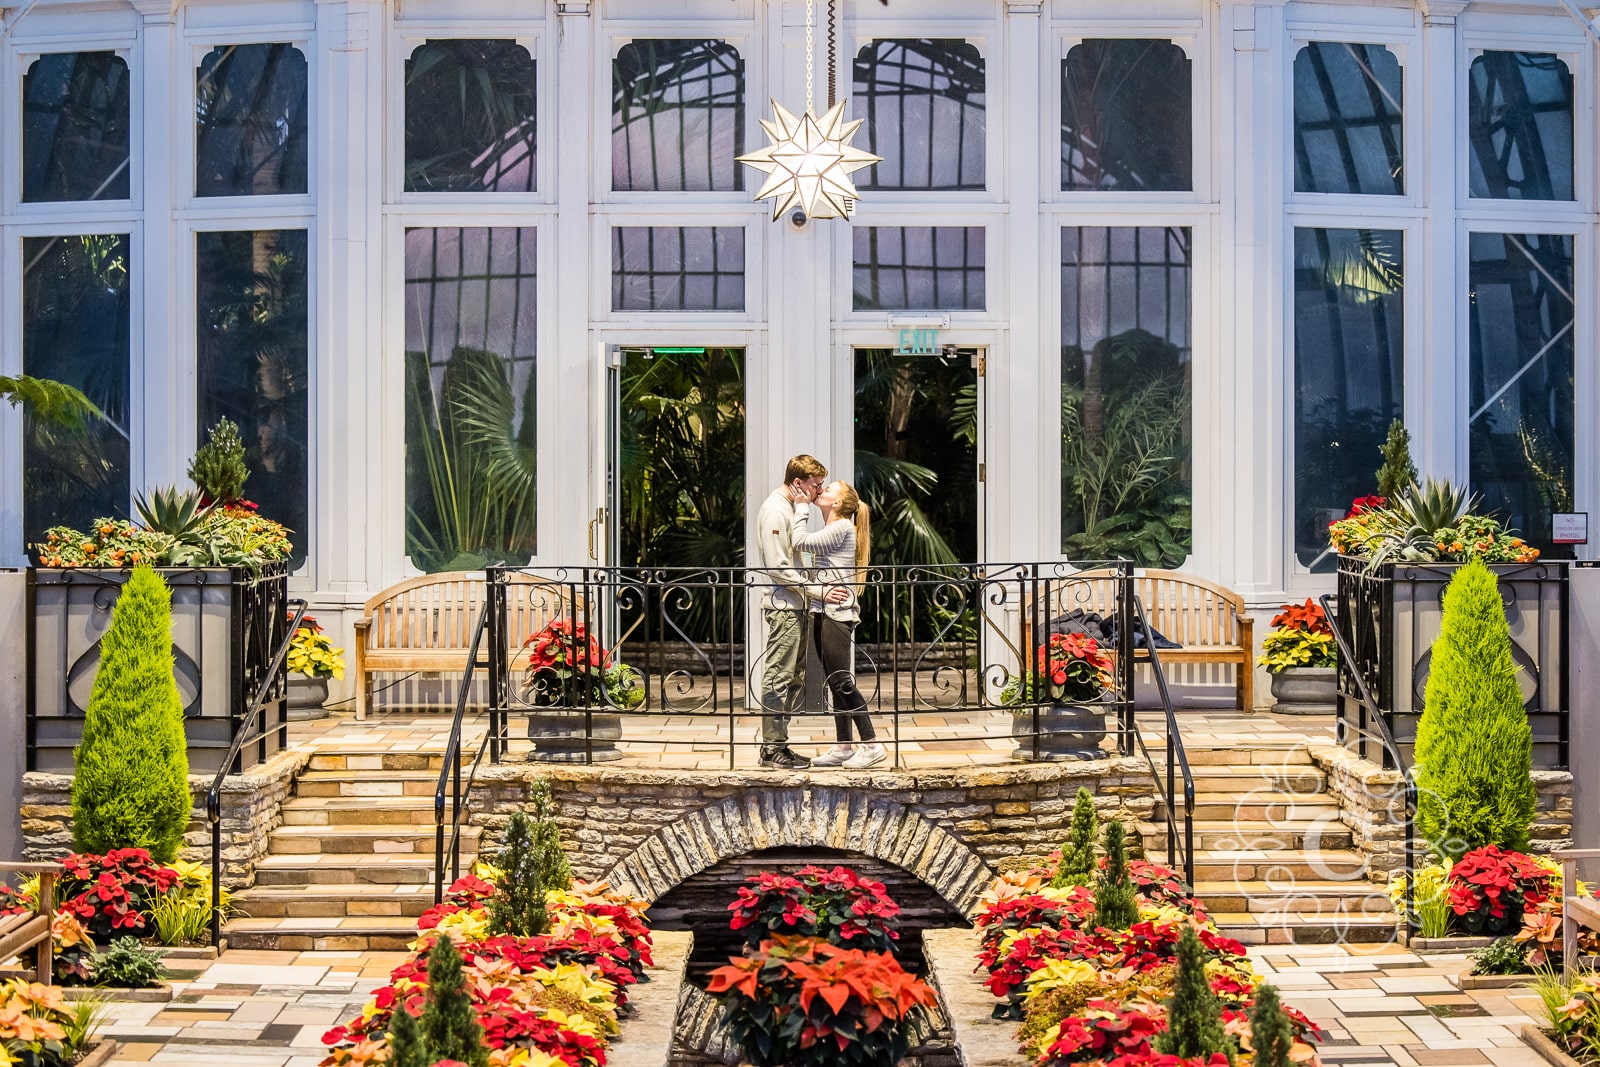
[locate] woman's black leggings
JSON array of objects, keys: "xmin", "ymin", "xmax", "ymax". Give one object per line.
[{"xmin": 811, "ymin": 614, "xmax": 876, "ymax": 742}]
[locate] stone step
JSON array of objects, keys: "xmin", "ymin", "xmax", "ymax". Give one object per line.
[
  {"xmin": 1135, "ymin": 821, "xmax": 1354, "ymax": 852},
  {"xmin": 223, "ymin": 916, "xmax": 421, "ymax": 952},
  {"xmin": 280, "ymin": 797, "xmax": 440, "ymax": 826},
  {"xmin": 267, "ymin": 824, "xmax": 479, "ymax": 856},
  {"xmin": 1153, "ymin": 794, "xmax": 1344, "ymax": 822},
  {"xmin": 1209, "ymin": 913, "xmax": 1399, "ymax": 946},
  {"xmin": 1178, "ymin": 765, "xmax": 1328, "ymax": 791},
  {"xmin": 307, "ymin": 751, "xmax": 449, "ymax": 772},
  {"xmin": 253, "ymin": 853, "xmax": 444, "ymax": 886},
  {"xmin": 1150, "ymin": 848, "xmax": 1370, "ymax": 881},
  {"xmin": 293, "ymin": 769, "xmax": 442, "ymax": 799},
  {"xmin": 231, "ymin": 885, "xmax": 438, "ymax": 919},
  {"xmin": 1183, "ymin": 877, "xmax": 1392, "ymax": 915},
  {"xmin": 1136, "ymin": 744, "xmax": 1319, "ymax": 767}
]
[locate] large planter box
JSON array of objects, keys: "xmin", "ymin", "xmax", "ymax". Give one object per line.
[
  {"xmin": 28, "ymin": 565, "xmax": 291, "ymax": 775},
  {"xmin": 1335, "ymin": 557, "xmax": 1568, "ymax": 769}
]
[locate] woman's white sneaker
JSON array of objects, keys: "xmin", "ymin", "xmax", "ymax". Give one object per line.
[
  {"xmin": 843, "ymin": 743, "xmax": 886, "ymax": 770},
  {"xmin": 811, "ymin": 744, "xmax": 855, "ymax": 768}
]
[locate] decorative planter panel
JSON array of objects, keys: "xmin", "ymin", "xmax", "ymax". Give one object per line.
[
  {"xmin": 28, "ymin": 566, "xmax": 291, "ymax": 775},
  {"xmin": 1335, "ymin": 558, "xmax": 1567, "ymax": 769}
]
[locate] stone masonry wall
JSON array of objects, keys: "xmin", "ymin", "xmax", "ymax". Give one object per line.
[
  {"xmin": 467, "ymin": 757, "xmax": 1159, "ymax": 913},
  {"xmin": 21, "ymin": 747, "xmax": 309, "ymax": 886},
  {"xmin": 1310, "ymin": 743, "xmax": 1572, "ymax": 880}
]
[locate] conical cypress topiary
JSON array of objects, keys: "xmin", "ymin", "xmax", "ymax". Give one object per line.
[
  {"xmin": 1248, "ymin": 982, "xmax": 1294, "ymax": 1067},
  {"xmin": 187, "ymin": 417, "xmax": 250, "ymax": 505},
  {"xmin": 1413, "ymin": 558, "xmax": 1536, "ymax": 859},
  {"xmin": 1376, "ymin": 420, "xmax": 1418, "ymax": 500},
  {"xmin": 1052, "ymin": 788, "xmax": 1099, "ymax": 888},
  {"xmin": 419, "ymin": 935, "xmax": 487, "ymax": 1067},
  {"xmin": 1154, "ymin": 925, "xmax": 1235, "ymax": 1064},
  {"xmin": 1093, "ymin": 820, "xmax": 1139, "ymax": 930},
  {"xmin": 385, "ymin": 1005, "xmax": 430, "ymax": 1067},
  {"xmin": 71, "ymin": 565, "xmax": 192, "ymax": 862},
  {"xmin": 488, "ymin": 781, "xmax": 571, "ymax": 937}
]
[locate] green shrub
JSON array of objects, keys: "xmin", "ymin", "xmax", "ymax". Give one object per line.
[
  {"xmin": 1051, "ymin": 788, "xmax": 1099, "ymax": 889},
  {"xmin": 1376, "ymin": 420, "xmax": 1418, "ymax": 500},
  {"xmin": 419, "ymin": 935, "xmax": 487, "ymax": 1067},
  {"xmin": 1413, "ymin": 559, "xmax": 1537, "ymax": 859},
  {"xmin": 1093, "ymin": 820, "xmax": 1139, "ymax": 930},
  {"xmin": 488, "ymin": 781, "xmax": 571, "ymax": 938},
  {"xmin": 188, "ymin": 418, "xmax": 250, "ymax": 505},
  {"xmin": 71, "ymin": 565, "xmax": 193, "ymax": 863},
  {"xmin": 148, "ymin": 889, "xmax": 211, "ymax": 945},
  {"xmin": 93, "ymin": 937, "xmax": 165, "ymax": 988},
  {"xmin": 1153, "ymin": 925, "xmax": 1235, "ymax": 1064},
  {"xmin": 385, "ymin": 1004, "xmax": 430, "ymax": 1067},
  {"xmin": 1470, "ymin": 936, "xmax": 1531, "ymax": 976},
  {"xmin": 1248, "ymin": 982, "xmax": 1293, "ymax": 1067}
]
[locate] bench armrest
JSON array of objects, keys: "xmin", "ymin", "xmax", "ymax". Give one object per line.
[
  {"xmin": 1554, "ymin": 848, "xmax": 1600, "ymax": 859},
  {"xmin": 0, "ymin": 862, "xmax": 63, "ymax": 874}
]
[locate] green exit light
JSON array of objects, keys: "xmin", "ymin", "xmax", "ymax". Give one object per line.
[{"xmin": 651, "ymin": 347, "xmax": 707, "ymax": 355}]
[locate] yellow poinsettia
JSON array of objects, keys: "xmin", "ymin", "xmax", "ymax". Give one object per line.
[
  {"xmin": 410, "ymin": 907, "xmax": 491, "ymax": 950},
  {"xmin": 489, "ymin": 1048, "xmax": 568, "ymax": 1067},
  {"xmin": 1022, "ymin": 957, "xmax": 1100, "ymax": 999},
  {"xmin": 529, "ymin": 964, "xmax": 619, "ymax": 1034}
]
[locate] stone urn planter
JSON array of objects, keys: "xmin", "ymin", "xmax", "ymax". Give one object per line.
[
  {"xmin": 526, "ymin": 709, "xmax": 624, "ymax": 762},
  {"xmin": 287, "ymin": 675, "xmax": 330, "ymax": 720},
  {"xmin": 1269, "ymin": 666, "xmax": 1337, "ymax": 715},
  {"xmin": 1011, "ymin": 698, "xmax": 1109, "ymax": 761}
]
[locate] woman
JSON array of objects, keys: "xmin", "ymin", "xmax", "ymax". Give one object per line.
[{"xmin": 794, "ymin": 481, "xmax": 885, "ymax": 770}]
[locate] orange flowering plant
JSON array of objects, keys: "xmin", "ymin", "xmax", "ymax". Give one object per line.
[{"xmin": 34, "ymin": 505, "xmax": 291, "ymax": 569}]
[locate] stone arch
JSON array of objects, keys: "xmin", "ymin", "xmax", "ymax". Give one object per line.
[{"xmin": 600, "ymin": 787, "xmax": 997, "ymax": 919}]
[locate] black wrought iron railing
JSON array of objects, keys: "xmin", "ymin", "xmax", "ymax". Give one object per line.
[
  {"xmin": 208, "ymin": 596, "xmax": 305, "ymax": 948},
  {"xmin": 1129, "ymin": 594, "xmax": 1195, "ymax": 887},
  {"xmin": 435, "ymin": 603, "xmax": 493, "ymax": 903},
  {"xmin": 1321, "ymin": 592, "xmax": 1419, "ymax": 933}
]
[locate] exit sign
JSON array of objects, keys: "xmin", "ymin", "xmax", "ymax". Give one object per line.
[{"xmin": 897, "ymin": 328, "xmax": 940, "ymax": 354}]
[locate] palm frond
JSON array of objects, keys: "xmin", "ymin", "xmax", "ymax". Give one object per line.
[{"xmin": 1, "ymin": 374, "xmax": 103, "ymax": 430}]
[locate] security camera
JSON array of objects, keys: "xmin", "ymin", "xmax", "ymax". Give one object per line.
[{"xmin": 788, "ymin": 209, "xmax": 809, "ymax": 231}]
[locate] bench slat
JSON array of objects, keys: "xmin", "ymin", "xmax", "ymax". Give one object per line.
[{"xmin": 0, "ymin": 914, "xmax": 49, "ymax": 966}]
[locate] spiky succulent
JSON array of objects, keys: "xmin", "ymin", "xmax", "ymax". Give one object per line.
[{"xmin": 1396, "ymin": 478, "xmax": 1478, "ymax": 535}]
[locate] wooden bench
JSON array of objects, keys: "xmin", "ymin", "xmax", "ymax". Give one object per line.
[
  {"xmin": 1556, "ymin": 847, "xmax": 1600, "ymax": 979},
  {"xmin": 353, "ymin": 572, "xmax": 580, "ymax": 719},
  {"xmin": 1025, "ymin": 569, "xmax": 1255, "ymax": 711},
  {"xmin": 0, "ymin": 862, "xmax": 62, "ymax": 984}
]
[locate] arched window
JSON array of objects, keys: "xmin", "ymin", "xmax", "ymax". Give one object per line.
[
  {"xmin": 22, "ymin": 52, "xmax": 131, "ymax": 202},
  {"xmin": 1468, "ymin": 52, "xmax": 1573, "ymax": 201},
  {"xmin": 853, "ymin": 39, "xmax": 985, "ymax": 190},
  {"xmin": 613, "ymin": 39, "xmax": 744, "ymax": 192},
  {"xmin": 405, "ymin": 40, "xmax": 537, "ymax": 193},
  {"xmin": 1061, "ymin": 40, "xmax": 1190, "ymax": 192},
  {"xmin": 196, "ymin": 44, "xmax": 309, "ymax": 197},
  {"xmin": 1293, "ymin": 43, "xmax": 1403, "ymax": 196}
]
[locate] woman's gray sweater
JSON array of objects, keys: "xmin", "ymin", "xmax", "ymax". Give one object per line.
[{"xmin": 793, "ymin": 518, "xmax": 861, "ymax": 622}]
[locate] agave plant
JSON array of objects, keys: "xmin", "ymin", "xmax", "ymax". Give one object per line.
[
  {"xmin": 1395, "ymin": 478, "xmax": 1478, "ymax": 534},
  {"xmin": 134, "ymin": 487, "xmax": 210, "ymax": 565}
]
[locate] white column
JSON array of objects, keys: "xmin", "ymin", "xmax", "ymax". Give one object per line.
[
  {"xmin": 130, "ymin": 0, "xmax": 184, "ymax": 496},
  {"xmin": 999, "ymin": 0, "xmax": 1044, "ymax": 563},
  {"xmin": 314, "ymin": 0, "xmax": 383, "ymax": 599},
  {"xmin": 1417, "ymin": 0, "xmax": 1467, "ymax": 484},
  {"xmin": 1213, "ymin": 0, "xmax": 1288, "ymax": 596},
  {"xmin": 553, "ymin": 0, "xmax": 595, "ymax": 564}
]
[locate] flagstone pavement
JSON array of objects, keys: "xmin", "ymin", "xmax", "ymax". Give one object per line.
[{"xmin": 95, "ymin": 941, "xmax": 1555, "ymax": 1066}]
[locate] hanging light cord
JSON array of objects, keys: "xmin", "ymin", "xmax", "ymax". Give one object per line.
[
  {"xmin": 804, "ymin": 0, "xmax": 815, "ymax": 114},
  {"xmin": 827, "ymin": 0, "xmax": 838, "ymax": 108}
]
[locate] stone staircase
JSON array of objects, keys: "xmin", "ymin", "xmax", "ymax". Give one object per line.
[
  {"xmin": 1139, "ymin": 738, "xmax": 1397, "ymax": 945},
  {"xmin": 225, "ymin": 750, "xmax": 477, "ymax": 951}
]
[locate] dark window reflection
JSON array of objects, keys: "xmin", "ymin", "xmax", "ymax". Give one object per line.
[
  {"xmin": 404, "ymin": 228, "xmax": 538, "ymax": 572},
  {"xmin": 1469, "ymin": 232, "xmax": 1574, "ymax": 558},
  {"xmin": 1060, "ymin": 227, "xmax": 1192, "ymax": 566},
  {"xmin": 1293, "ymin": 228, "xmax": 1404, "ymax": 572},
  {"xmin": 853, "ymin": 226, "xmax": 985, "ymax": 311},
  {"xmin": 613, "ymin": 40, "xmax": 744, "ymax": 192},
  {"xmin": 405, "ymin": 40, "xmax": 537, "ymax": 193},
  {"xmin": 853, "ymin": 39, "xmax": 984, "ymax": 190},
  {"xmin": 1061, "ymin": 40, "xmax": 1191, "ymax": 192},
  {"xmin": 196, "ymin": 44, "xmax": 309, "ymax": 197},
  {"xmin": 1294, "ymin": 43, "xmax": 1403, "ymax": 196},
  {"xmin": 23, "ymin": 235, "xmax": 132, "ymax": 544},
  {"xmin": 197, "ymin": 230, "xmax": 309, "ymax": 568},
  {"xmin": 1469, "ymin": 52, "xmax": 1573, "ymax": 201},
  {"xmin": 611, "ymin": 227, "xmax": 744, "ymax": 311},
  {"xmin": 23, "ymin": 52, "xmax": 131, "ymax": 203}
]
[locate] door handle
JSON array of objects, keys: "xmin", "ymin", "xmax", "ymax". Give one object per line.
[{"xmin": 587, "ymin": 508, "xmax": 606, "ymax": 560}]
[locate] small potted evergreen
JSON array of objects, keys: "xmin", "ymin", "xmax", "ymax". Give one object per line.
[{"xmin": 1258, "ymin": 599, "xmax": 1337, "ymax": 714}]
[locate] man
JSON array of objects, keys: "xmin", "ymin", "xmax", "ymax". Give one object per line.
[{"xmin": 754, "ymin": 454, "xmax": 827, "ymax": 769}]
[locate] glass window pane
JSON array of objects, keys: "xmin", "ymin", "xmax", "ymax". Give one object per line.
[
  {"xmin": 197, "ymin": 230, "xmax": 309, "ymax": 569},
  {"xmin": 23, "ymin": 53, "xmax": 131, "ymax": 203},
  {"xmin": 404, "ymin": 228, "xmax": 539, "ymax": 571},
  {"xmin": 853, "ymin": 40, "xmax": 985, "ymax": 190},
  {"xmin": 1294, "ymin": 43, "xmax": 1404, "ymax": 195},
  {"xmin": 1293, "ymin": 228, "xmax": 1404, "ymax": 571},
  {"xmin": 196, "ymin": 44, "xmax": 309, "ymax": 197},
  {"xmin": 405, "ymin": 41, "xmax": 537, "ymax": 193},
  {"xmin": 611, "ymin": 226, "xmax": 744, "ymax": 311},
  {"xmin": 613, "ymin": 40, "xmax": 744, "ymax": 192},
  {"xmin": 1061, "ymin": 40, "xmax": 1191, "ymax": 192},
  {"xmin": 1060, "ymin": 226, "xmax": 1191, "ymax": 565},
  {"xmin": 1468, "ymin": 52, "xmax": 1573, "ymax": 201},
  {"xmin": 22, "ymin": 235, "xmax": 132, "ymax": 544},
  {"xmin": 1469, "ymin": 232, "xmax": 1575, "ymax": 557},
  {"xmin": 853, "ymin": 226, "xmax": 985, "ymax": 311}
]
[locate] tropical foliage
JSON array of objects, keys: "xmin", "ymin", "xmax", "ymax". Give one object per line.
[{"xmin": 1327, "ymin": 480, "xmax": 1538, "ymax": 565}]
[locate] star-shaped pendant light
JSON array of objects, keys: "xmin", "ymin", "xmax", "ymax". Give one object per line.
[
  {"xmin": 736, "ymin": 0, "xmax": 880, "ymax": 220},
  {"xmin": 738, "ymin": 98, "xmax": 880, "ymax": 220}
]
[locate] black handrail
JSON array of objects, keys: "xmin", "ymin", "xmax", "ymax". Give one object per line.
[
  {"xmin": 1128, "ymin": 593, "xmax": 1195, "ymax": 887},
  {"xmin": 208, "ymin": 597, "xmax": 306, "ymax": 948},
  {"xmin": 1320, "ymin": 593, "xmax": 1419, "ymax": 933},
  {"xmin": 434, "ymin": 603, "xmax": 491, "ymax": 903}
]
